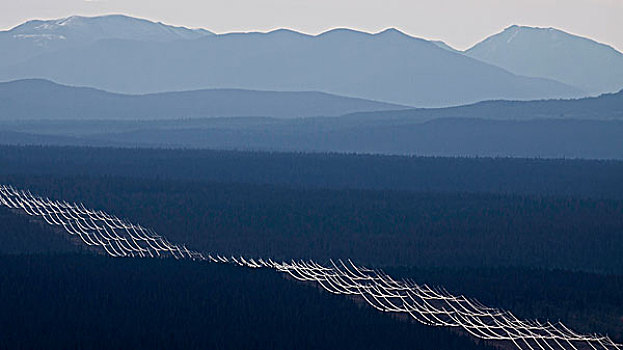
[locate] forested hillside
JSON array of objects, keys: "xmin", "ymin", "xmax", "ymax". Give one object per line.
[
  {"xmin": 4, "ymin": 175, "xmax": 622, "ymax": 273},
  {"xmin": 2, "ymin": 194, "xmax": 622, "ymax": 343},
  {"xmin": 2, "ymin": 146, "xmax": 622, "ymax": 346},
  {"xmin": 387, "ymin": 267, "xmax": 623, "ymax": 342},
  {"xmin": 1, "ymin": 146, "xmax": 622, "ymax": 198},
  {"xmin": 1, "ymin": 118, "xmax": 622, "ymax": 159},
  {"xmin": 0, "ymin": 206, "xmax": 81, "ymax": 254},
  {"xmin": 0, "ymin": 254, "xmax": 494, "ymax": 350}
]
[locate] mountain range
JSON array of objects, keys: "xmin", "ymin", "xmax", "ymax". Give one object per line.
[
  {"xmin": 1, "ymin": 14, "xmax": 622, "ymax": 159},
  {"xmin": 0, "ymin": 14, "xmax": 602, "ymax": 107}
]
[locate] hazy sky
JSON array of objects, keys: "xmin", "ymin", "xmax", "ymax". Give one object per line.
[{"xmin": 1, "ymin": 0, "xmax": 622, "ymax": 51}]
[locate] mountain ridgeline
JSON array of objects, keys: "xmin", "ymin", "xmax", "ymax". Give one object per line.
[{"xmin": 0, "ymin": 15, "xmax": 588, "ymax": 107}]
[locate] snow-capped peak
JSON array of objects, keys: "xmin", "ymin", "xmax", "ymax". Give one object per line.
[{"xmin": 7, "ymin": 14, "xmax": 213, "ymax": 43}]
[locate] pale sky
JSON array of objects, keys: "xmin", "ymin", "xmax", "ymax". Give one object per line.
[{"xmin": 1, "ymin": 0, "xmax": 622, "ymax": 51}]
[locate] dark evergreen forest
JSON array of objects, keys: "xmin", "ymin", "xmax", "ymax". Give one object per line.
[
  {"xmin": 1, "ymin": 145, "xmax": 623, "ymax": 198},
  {"xmin": 1, "ymin": 146, "xmax": 622, "ymax": 347},
  {"xmin": 0, "ymin": 254, "xmax": 497, "ymax": 350},
  {"xmin": 3, "ymin": 175, "xmax": 622, "ymax": 273}
]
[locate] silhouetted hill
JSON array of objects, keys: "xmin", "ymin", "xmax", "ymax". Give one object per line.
[
  {"xmin": 0, "ymin": 79, "xmax": 405, "ymax": 120},
  {"xmin": 466, "ymin": 25, "xmax": 623, "ymax": 94},
  {"xmin": 2, "ymin": 97, "xmax": 622, "ymax": 158},
  {"xmin": 0, "ymin": 20, "xmax": 582, "ymax": 107},
  {"xmin": 344, "ymin": 88, "xmax": 623, "ymax": 122}
]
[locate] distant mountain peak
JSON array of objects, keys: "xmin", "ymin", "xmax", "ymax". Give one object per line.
[
  {"xmin": 506, "ymin": 25, "xmax": 574, "ymax": 42},
  {"xmin": 466, "ymin": 25, "xmax": 623, "ymax": 94},
  {"xmin": 504, "ymin": 24, "xmax": 555, "ymax": 31},
  {"xmin": 313, "ymin": 27, "xmax": 412, "ymax": 39},
  {"xmin": 12, "ymin": 14, "xmax": 140, "ymax": 31},
  {"xmin": 316, "ymin": 27, "xmax": 372, "ymax": 38},
  {"xmin": 493, "ymin": 24, "xmax": 608, "ymax": 45},
  {"xmin": 266, "ymin": 28, "xmax": 309, "ymax": 36},
  {"xmin": 376, "ymin": 27, "xmax": 405, "ymax": 35},
  {"xmin": 7, "ymin": 14, "xmax": 213, "ymax": 43},
  {"xmin": 477, "ymin": 24, "xmax": 621, "ymax": 53}
]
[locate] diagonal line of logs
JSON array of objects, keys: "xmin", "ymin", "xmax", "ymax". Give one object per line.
[{"xmin": 0, "ymin": 184, "xmax": 620, "ymax": 350}]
